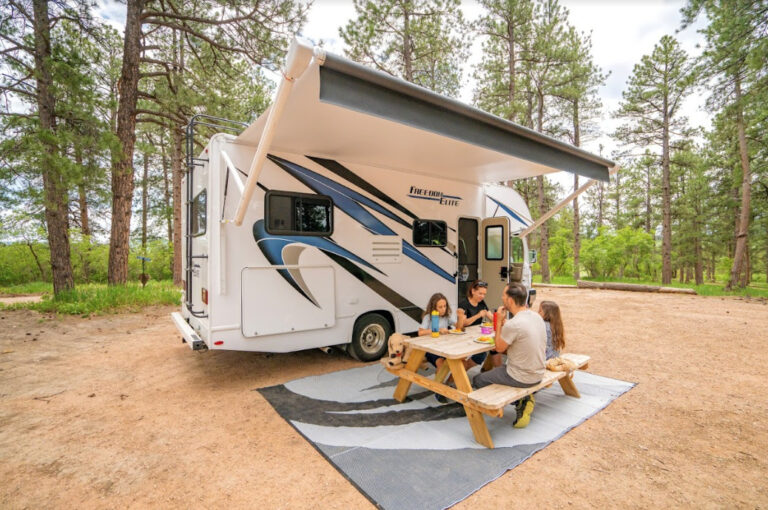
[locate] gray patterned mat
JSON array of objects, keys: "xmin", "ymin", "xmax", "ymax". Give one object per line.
[{"xmin": 258, "ymin": 364, "xmax": 634, "ymax": 510}]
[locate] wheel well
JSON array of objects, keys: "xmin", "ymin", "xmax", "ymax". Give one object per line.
[{"xmin": 353, "ymin": 310, "xmax": 395, "ymax": 336}]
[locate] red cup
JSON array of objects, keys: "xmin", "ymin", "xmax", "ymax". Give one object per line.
[{"xmin": 493, "ymin": 311, "xmax": 498, "ymax": 332}]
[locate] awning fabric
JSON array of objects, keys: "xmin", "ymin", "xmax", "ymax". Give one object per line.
[{"xmin": 235, "ymin": 51, "xmax": 614, "ymax": 185}]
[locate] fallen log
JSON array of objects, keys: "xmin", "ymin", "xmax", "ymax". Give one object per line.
[
  {"xmin": 532, "ymin": 283, "xmax": 577, "ymax": 288},
  {"xmin": 576, "ymin": 280, "xmax": 697, "ymax": 295}
]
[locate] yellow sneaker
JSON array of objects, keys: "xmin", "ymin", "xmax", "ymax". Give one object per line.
[{"xmin": 513, "ymin": 395, "xmax": 535, "ymax": 428}]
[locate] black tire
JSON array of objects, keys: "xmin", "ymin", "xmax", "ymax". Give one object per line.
[{"xmin": 348, "ymin": 313, "xmax": 392, "ymax": 362}]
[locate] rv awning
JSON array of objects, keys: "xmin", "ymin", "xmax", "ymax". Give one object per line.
[{"xmin": 235, "ymin": 51, "xmax": 614, "ymax": 185}]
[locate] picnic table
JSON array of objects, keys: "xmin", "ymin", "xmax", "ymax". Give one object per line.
[{"xmin": 383, "ymin": 325, "xmax": 590, "ymax": 448}]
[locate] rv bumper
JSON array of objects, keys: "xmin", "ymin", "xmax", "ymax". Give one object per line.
[{"xmin": 171, "ymin": 312, "xmax": 207, "ymax": 350}]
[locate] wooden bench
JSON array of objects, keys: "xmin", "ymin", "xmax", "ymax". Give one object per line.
[{"xmin": 467, "ymin": 353, "xmax": 590, "ymax": 415}]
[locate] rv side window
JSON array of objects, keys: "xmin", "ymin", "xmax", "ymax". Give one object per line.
[
  {"xmin": 413, "ymin": 220, "xmax": 447, "ymax": 247},
  {"xmin": 485, "ymin": 225, "xmax": 503, "ymax": 260},
  {"xmin": 191, "ymin": 190, "xmax": 207, "ymax": 237},
  {"xmin": 266, "ymin": 191, "xmax": 333, "ymax": 236}
]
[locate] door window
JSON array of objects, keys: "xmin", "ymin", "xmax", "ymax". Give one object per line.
[{"xmin": 485, "ymin": 225, "xmax": 503, "ymax": 260}]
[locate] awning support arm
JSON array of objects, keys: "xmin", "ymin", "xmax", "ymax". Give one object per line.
[
  {"xmin": 231, "ymin": 38, "xmax": 322, "ymax": 226},
  {"xmin": 519, "ymin": 166, "xmax": 619, "ymax": 238}
]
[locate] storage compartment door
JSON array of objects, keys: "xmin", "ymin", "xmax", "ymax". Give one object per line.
[{"xmin": 241, "ymin": 265, "xmax": 335, "ymax": 337}]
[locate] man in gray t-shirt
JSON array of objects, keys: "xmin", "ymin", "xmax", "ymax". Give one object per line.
[{"xmin": 473, "ymin": 283, "xmax": 546, "ymax": 428}]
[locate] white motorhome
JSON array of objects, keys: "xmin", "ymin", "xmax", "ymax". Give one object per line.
[{"xmin": 171, "ymin": 38, "xmax": 614, "ymax": 361}]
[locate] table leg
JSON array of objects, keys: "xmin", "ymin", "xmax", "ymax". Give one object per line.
[
  {"xmin": 558, "ymin": 372, "xmax": 581, "ymax": 398},
  {"xmin": 434, "ymin": 362, "xmax": 450, "ymax": 383},
  {"xmin": 393, "ymin": 349, "xmax": 426, "ymax": 402},
  {"xmin": 447, "ymin": 359, "xmax": 494, "ymax": 449}
]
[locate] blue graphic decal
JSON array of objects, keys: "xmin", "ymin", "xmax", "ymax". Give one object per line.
[
  {"xmin": 486, "ymin": 195, "xmax": 531, "ymax": 227},
  {"xmin": 401, "ymin": 240, "xmax": 455, "ymax": 282},
  {"xmin": 269, "ymin": 155, "xmax": 455, "ymax": 284},
  {"xmin": 253, "ymin": 220, "xmax": 384, "ymax": 306},
  {"xmin": 269, "ymin": 155, "xmax": 409, "ymax": 233}
]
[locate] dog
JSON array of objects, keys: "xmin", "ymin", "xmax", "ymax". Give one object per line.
[{"xmin": 385, "ymin": 333, "xmax": 410, "ymax": 369}]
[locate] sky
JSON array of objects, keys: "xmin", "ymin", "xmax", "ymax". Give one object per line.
[{"xmin": 96, "ymin": 0, "xmax": 709, "ymax": 177}]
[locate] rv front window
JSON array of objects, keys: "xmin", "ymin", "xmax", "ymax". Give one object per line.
[
  {"xmin": 413, "ymin": 220, "xmax": 447, "ymax": 247},
  {"xmin": 191, "ymin": 190, "xmax": 207, "ymax": 236},
  {"xmin": 265, "ymin": 191, "xmax": 333, "ymax": 236}
]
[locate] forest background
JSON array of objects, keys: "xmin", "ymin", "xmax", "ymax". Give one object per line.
[{"xmin": 1, "ymin": 0, "xmax": 766, "ymax": 313}]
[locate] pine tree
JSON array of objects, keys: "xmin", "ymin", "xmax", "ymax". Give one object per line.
[
  {"xmin": 472, "ymin": 0, "xmax": 535, "ymax": 123},
  {"xmin": 106, "ymin": 0, "xmax": 306, "ymax": 284},
  {"xmin": 340, "ymin": 0, "xmax": 468, "ymax": 97},
  {"xmin": 683, "ymin": 0, "xmax": 767, "ymax": 290},
  {"xmin": 614, "ymin": 35, "xmax": 695, "ymax": 284}
]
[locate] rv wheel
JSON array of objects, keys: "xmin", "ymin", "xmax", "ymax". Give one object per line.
[{"xmin": 349, "ymin": 313, "xmax": 391, "ymax": 362}]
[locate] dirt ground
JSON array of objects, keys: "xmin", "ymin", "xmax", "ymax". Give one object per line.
[{"xmin": 1, "ymin": 288, "xmax": 767, "ymax": 509}]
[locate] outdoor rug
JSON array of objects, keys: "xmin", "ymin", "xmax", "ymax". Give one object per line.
[{"xmin": 258, "ymin": 364, "xmax": 634, "ymax": 510}]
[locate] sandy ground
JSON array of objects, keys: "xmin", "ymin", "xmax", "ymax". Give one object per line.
[
  {"xmin": 0, "ymin": 295, "xmax": 43, "ymax": 305},
  {"xmin": 1, "ymin": 288, "xmax": 767, "ymax": 509}
]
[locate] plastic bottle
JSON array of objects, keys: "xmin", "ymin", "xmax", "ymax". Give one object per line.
[{"xmin": 430, "ymin": 310, "xmax": 440, "ymax": 337}]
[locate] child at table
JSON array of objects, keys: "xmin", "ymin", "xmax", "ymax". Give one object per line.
[
  {"xmin": 538, "ymin": 300, "xmax": 565, "ymax": 359},
  {"xmin": 417, "ymin": 293, "xmax": 457, "ymax": 375}
]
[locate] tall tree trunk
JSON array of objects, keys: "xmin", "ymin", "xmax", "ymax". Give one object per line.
[
  {"xmin": 141, "ymin": 152, "xmax": 149, "ymax": 251},
  {"xmin": 645, "ymin": 163, "xmax": 652, "ymax": 233},
  {"xmin": 726, "ymin": 75, "xmax": 752, "ymax": 291},
  {"xmin": 172, "ymin": 124, "xmax": 184, "ymax": 285},
  {"xmin": 108, "ymin": 0, "xmax": 145, "ymax": 285},
  {"xmin": 78, "ymin": 182, "xmax": 91, "ymax": 283},
  {"xmin": 740, "ymin": 244, "xmax": 750, "ymax": 287},
  {"xmin": 76, "ymin": 145, "xmax": 91, "ymax": 283},
  {"xmin": 402, "ymin": 6, "xmax": 412, "ymax": 82},
  {"xmin": 614, "ymin": 171, "xmax": 621, "ymax": 229},
  {"xmin": 595, "ymin": 183, "xmax": 603, "ymax": 228},
  {"xmin": 536, "ymin": 91, "xmax": 549, "ymax": 283},
  {"xmin": 661, "ymin": 103, "xmax": 672, "ymax": 285},
  {"xmin": 161, "ymin": 144, "xmax": 173, "ymax": 275},
  {"xmin": 27, "ymin": 241, "xmax": 46, "ymax": 280},
  {"xmin": 694, "ymin": 221, "xmax": 703, "ymax": 285},
  {"xmin": 572, "ymin": 99, "xmax": 580, "ymax": 281},
  {"xmin": 506, "ymin": 18, "xmax": 516, "ymax": 122},
  {"xmin": 32, "ymin": 0, "xmax": 74, "ymax": 294}
]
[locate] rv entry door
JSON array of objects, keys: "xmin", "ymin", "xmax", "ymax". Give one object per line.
[{"xmin": 480, "ymin": 216, "xmax": 510, "ymax": 310}]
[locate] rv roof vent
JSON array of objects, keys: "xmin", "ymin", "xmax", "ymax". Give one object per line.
[{"xmin": 371, "ymin": 237, "xmax": 401, "ymax": 264}]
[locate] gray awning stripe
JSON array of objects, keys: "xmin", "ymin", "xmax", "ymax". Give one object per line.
[{"xmin": 320, "ymin": 53, "xmax": 613, "ymax": 182}]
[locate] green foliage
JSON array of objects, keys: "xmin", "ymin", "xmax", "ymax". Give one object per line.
[
  {"xmin": 0, "ymin": 281, "xmax": 52, "ymax": 296},
  {"xmin": 340, "ymin": 0, "xmax": 469, "ymax": 96},
  {"xmin": 0, "ymin": 280, "xmax": 180, "ymax": 315},
  {"xmin": 0, "ymin": 239, "xmax": 173, "ymax": 286},
  {"xmin": 580, "ymin": 227, "xmax": 657, "ymax": 280},
  {"xmin": 548, "ymin": 225, "xmax": 573, "ymax": 277}
]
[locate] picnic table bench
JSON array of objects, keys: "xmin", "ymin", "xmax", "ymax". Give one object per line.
[{"xmin": 382, "ymin": 326, "xmax": 590, "ymax": 448}]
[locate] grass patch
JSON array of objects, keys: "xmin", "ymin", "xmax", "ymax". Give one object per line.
[
  {"xmin": 533, "ymin": 275, "xmax": 768, "ymax": 298},
  {"xmin": 0, "ymin": 280, "xmax": 181, "ymax": 315},
  {"xmin": 0, "ymin": 281, "xmax": 53, "ymax": 295}
]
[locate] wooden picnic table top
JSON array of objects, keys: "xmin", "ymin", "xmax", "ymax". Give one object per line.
[{"xmin": 404, "ymin": 325, "xmax": 497, "ymax": 359}]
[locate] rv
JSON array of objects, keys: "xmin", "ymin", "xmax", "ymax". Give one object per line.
[{"xmin": 171, "ymin": 38, "xmax": 614, "ymax": 361}]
